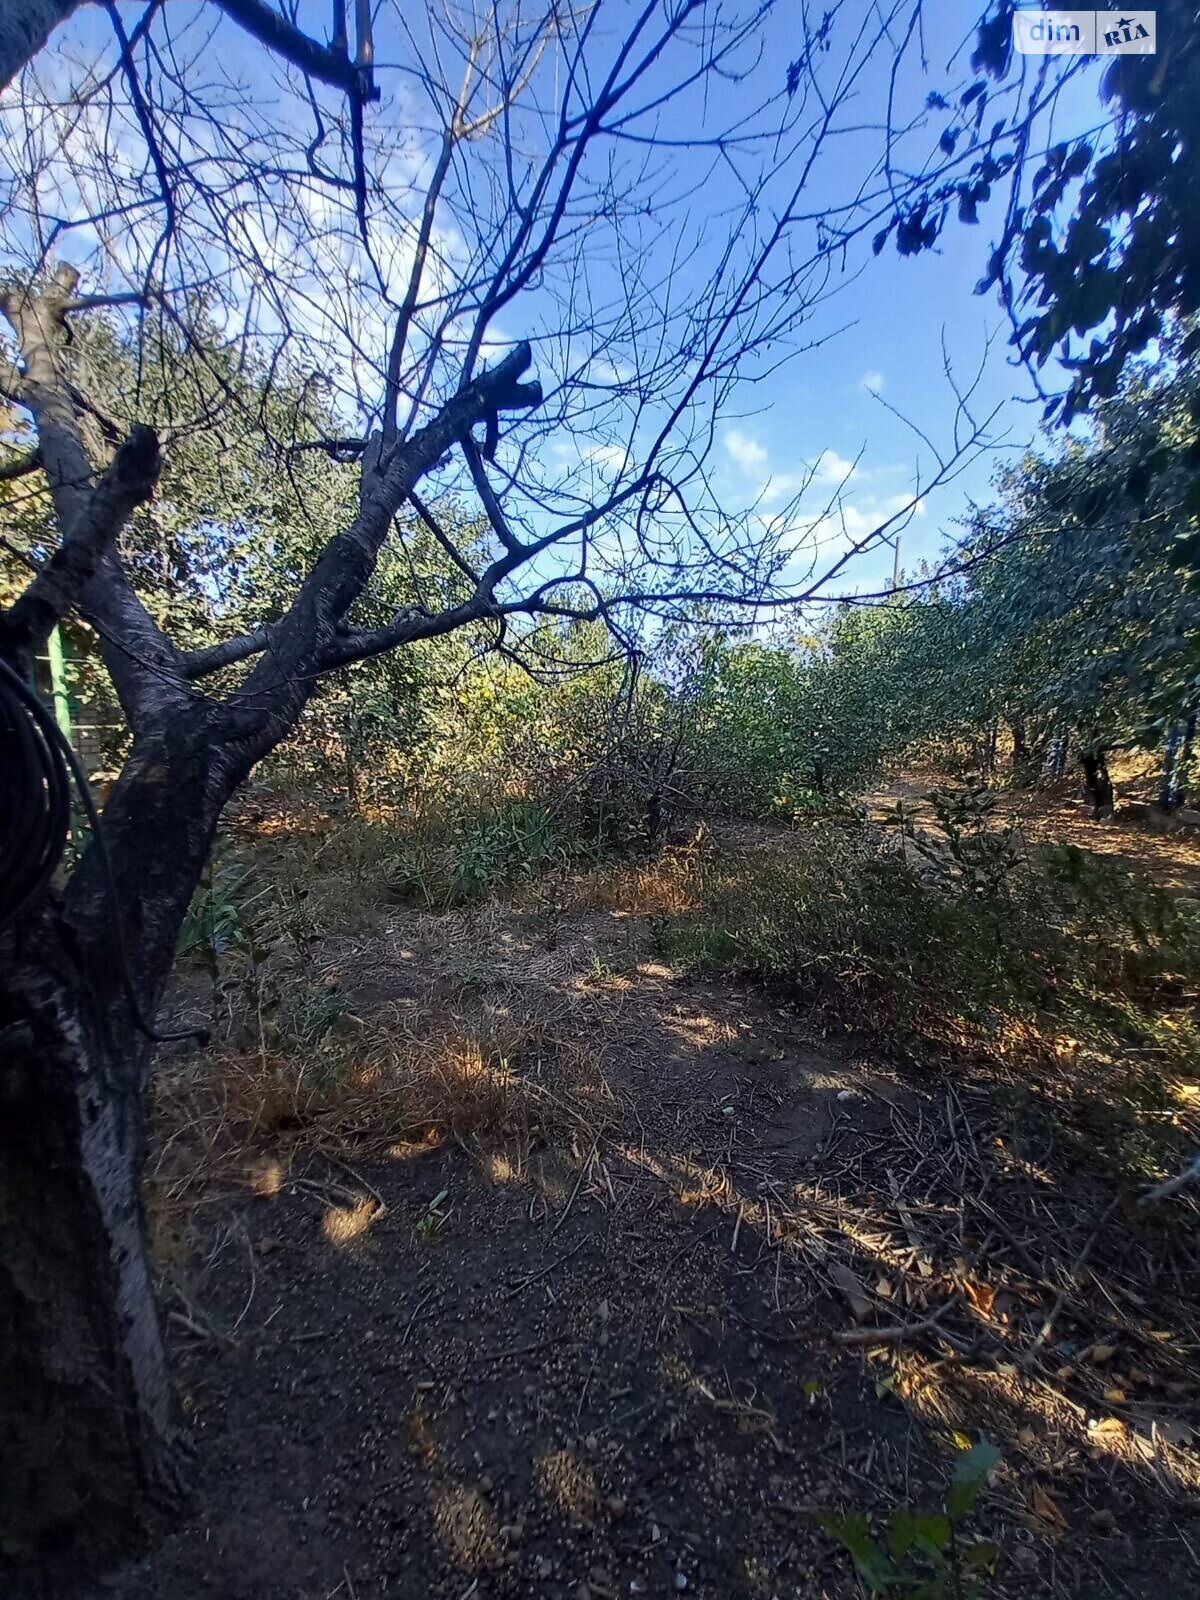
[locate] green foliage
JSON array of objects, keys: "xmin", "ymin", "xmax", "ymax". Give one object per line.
[
  {"xmin": 839, "ymin": 355, "xmax": 1200, "ymax": 782},
  {"xmin": 965, "ymin": 356, "xmax": 1200, "ymax": 752},
  {"xmin": 884, "ymin": 0, "xmax": 1198, "ymax": 422},
  {"xmin": 178, "ymin": 844, "xmax": 328, "ymax": 1036},
  {"xmin": 33, "ymin": 309, "xmax": 1199, "ymax": 910},
  {"xmin": 989, "ymin": 0, "xmax": 1200, "ymax": 422},
  {"xmin": 659, "ymin": 798, "xmax": 1200, "ymax": 1064},
  {"xmin": 657, "ymin": 828, "xmax": 1044, "ymax": 1047},
  {"xmin": 385, "ymin": 800, "xmax": 570, "ymax": 908},
  {"xmin": 177, "ymin": 855, "xmax": 260, "ymax": 980},
  {"xmin": 886, "ymin": 784, "xmax": 1025, "ymax": 899},
  {"xmin": 818, "ymin": 1441, "xmax": 1001, "ymax": 1598},
  {"xmin": 415, "ymin": 1190, "xmax": 451, "ymax": 1243}
]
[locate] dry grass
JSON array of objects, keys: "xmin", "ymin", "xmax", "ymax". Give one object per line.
[
  {"xmin": 572, "ymin": 843, "xmax": 704, "ymax": 917},
  {"xmin": 150, "ymin": 981, "xmax": 614, "ymax": 1228},
  {"xmin": 146, "ymin": 790, "xmax": 1200, "ymax": 1599}
]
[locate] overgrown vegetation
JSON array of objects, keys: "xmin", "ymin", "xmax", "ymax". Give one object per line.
[
  {"xmin": 653, "ymin": 797, "xmax": 1198, "ymax": 1119},
  {"xmin": 4, "ymin": 0, "xmax": 1200, "ymax": 1586}
]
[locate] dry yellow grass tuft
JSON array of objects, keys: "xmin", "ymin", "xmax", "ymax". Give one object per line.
[
  {"xmin": 150, "ymin": 979, "xmax": 613, "ymax": 1225},
  {"xmin": 573, "ymin": 848, "xmax": 701, "ymax": 917}
]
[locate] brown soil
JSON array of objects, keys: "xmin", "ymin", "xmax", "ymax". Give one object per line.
[
  {"xmin": 94, "ymin": 814, "xmax": 1200, "ymax": 1600},
  {"xmin": 862, "ymin": 767, "xmax": 1200, "ymax": 893}
]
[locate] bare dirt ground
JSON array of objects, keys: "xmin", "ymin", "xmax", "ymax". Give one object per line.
[
  {"xmin": 862, "ymin": 766, "xmax": 1200, "ymax": 894},
  {"xmin": 95, "ymin": 804, "xmax": 1200, "ymax": 1600}
]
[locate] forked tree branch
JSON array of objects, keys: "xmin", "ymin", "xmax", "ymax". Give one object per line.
[
  {"xmin": 181, "ymin": 628, "xmax": 271, "ymax": 681},
  {"xmin": 0, "ymin": 269, "xmax": 165, "ymax": 669},
  {"xmin": 213, "ymin": 0, "xmax": 370, "ymax": 94},
  {"xmin": 1, "ymin": 0, "xmax": 378, "ymax": 96}
]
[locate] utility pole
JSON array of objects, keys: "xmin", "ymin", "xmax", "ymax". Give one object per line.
[{"xmin": 891, "ymin": 534, "xmax": 901, "ymax": 594}]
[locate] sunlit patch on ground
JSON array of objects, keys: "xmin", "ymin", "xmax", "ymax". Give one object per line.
[
  {"xmin": 322, "ymin": 1197, "xmax": 380, "ymax": 1245},
  {"xmin": 430, "ymin": 1482, "xmax": 503, "ymax": 1571},
  {"xmin": 139, "ymin": 800, "xmax": 1200, "ymax": 1598},
  {"xmin": 534, "ymin": 1447, "xmax": 602, "ymax": 1525}
]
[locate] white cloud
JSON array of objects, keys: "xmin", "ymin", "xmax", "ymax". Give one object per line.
[
  {"xmin": 861, "ymin": 370, "xmax": 885, "ymax": 394},
  {"xmin": 812, "ymin": 448, "xmax": 856, "ymax": 485},
  {"xmin": 584, "ymin": 442, "xmax": 629, "ymax": 476},
  {"xmin": 724, "ymin": 428, "xmax": 768, "ymax": 472},
  {"xmin": 761, "ymin": 449, "xmax": 857, "ymax": 502},
  {"xmin": 760, "ymin": 471, "xmax": 809, "ymax": 504},
  {"xmin": 588, "ymin": 353, "xmax": 635, "ymax": 385},
  {"xmin": 804, "ymin": 491, "xmax": 925, "ymax": 547},
  {"xmin": 725, "ymin": 434, "xmax": 861, "ymax": 507}
]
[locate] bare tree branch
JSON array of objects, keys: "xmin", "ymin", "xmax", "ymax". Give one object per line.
[
  {"xmin": 180, "ymin": 628, "xmax": 271, "ymax": 681},
  {"xmin": 0, "ymin": 447, "xmax": 42, "ymax": 481}
]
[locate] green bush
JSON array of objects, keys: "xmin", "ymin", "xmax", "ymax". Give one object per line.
[
  {"xmin": 657, "ymin": 817, "xmax": 1200, "ymax": 1060},
  {"xmin": 657, "ymin": 830, "xmax": 1041, "ymax": 1046},
  {"xmin": 383, "ymin": 799, "xmax": 571, "ymax": 907}
]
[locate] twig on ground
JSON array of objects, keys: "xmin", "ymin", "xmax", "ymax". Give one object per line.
[
  {"xmin": 401, "ymin": 1288, "xmax": 437, "ymax": 1348},
  {"xmin": 502, "ymin": 1232, "xmax": 590, "ymax": 1300},
  {"xmin": 832, "ymin": 1298, "xmax": 968, "ymax": 1350},
  {"xmin": 1138, "ymin": 1153, "xmax": 1200, "ymax": 1209},
  {"xmin": 1023, "ymin": 1197, "xmax": 1120, "ymax": 1370},
  {"xmin": 316, "ymin": 1148, "xmax": 389, "ymax": 1218},
  {"xmin": 230, "ymin": 1218, "xmax": 258, "ymax": 1336},
  {"xmin": 167, "ymin": 1307, "xmax": 233, "ymax": 1346},
  {"xmin": 552, "ymin": 1135, "xmax": 600, "ymax": 1234},
  {"xmin": 484, "ymin": 1335, "xmax": 571, "ymax": 1366}
]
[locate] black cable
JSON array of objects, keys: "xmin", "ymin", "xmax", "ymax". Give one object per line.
[
  {"xmin": 0, "ymin": 655, "xmax": 71, "ymax": 926},
  {"xmin": 0, "ymin": 656, "xmax": 206, "ymax": 1045}
]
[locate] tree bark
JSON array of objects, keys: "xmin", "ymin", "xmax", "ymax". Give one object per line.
[
  {"xmin": 1008, "ymin": 717, "xmax": 1031, "ymax": 780},
  {"xmin": 0, "ymin": 709, "xmax": 248, "ymax": 1584},
  {"xmin": 0, "ymin": 916, "xmax": 178, "ymax": 1581},
  {"xmin": 1158, "ymin": 714, "xmax": 1197, "ymax": 813},
  {"xmin": 1080, "ymin": 749, "xmax": 1114, "ymax": 819},
  {"xmin": 0, "ymin": 0, "xmax": 86, "ymax": 91}
]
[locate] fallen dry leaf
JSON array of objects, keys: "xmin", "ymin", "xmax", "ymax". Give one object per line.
[
  {"xmin": 1088, "ymin": 1416, "xmax": 1125, "ymax": 1439},
  {"xmin": 830, "ymin": 1263, "xmax": 873, "ymax": 1323},
  {"xmin": 1029, "ymin": 1484, "xmax": 1069, "ymax": 1533},
  {"xmin": 247, "ymin": 1156, "xmax": 284, "ymax": 1197},
  {"xmin": 964, "ymin": 1280, "xmax": 996, "ymax": 1316}
]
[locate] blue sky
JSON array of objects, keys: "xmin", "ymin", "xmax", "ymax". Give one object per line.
[
  {"xmin": 11, "ymin": 0, "xmax": 1116, "ymax": 616},
  {"xmin": 684, "ymin": 10, "xmax": 1112, "ymax": 603}
]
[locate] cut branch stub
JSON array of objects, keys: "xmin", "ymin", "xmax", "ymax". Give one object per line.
[{"xmin": 1, "ymin": 424, "xmax": 161, "ymax": 662}]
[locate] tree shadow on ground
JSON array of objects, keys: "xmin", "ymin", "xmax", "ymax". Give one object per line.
[{"xmin": 115, "ymin": 860, "xmax": 1200, "ymax": 1600}]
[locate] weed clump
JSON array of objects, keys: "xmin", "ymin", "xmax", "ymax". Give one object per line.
[{"xmin": 655, "ymin": 800, "xmax": 1200, "ymax": 1075}]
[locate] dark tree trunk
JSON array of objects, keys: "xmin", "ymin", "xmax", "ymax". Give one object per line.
[
  {"xmin": 1080, "ymin": 749, "xmax": 1114, "ymax": 819},
  {"xmin": 0, "ymin": 918, "xmax": 177, "ymax": 1582},
  {"xmin": 1183, "ymin": 715, "xmax": 1197, "ymax": 809},
  {"xmin": 0, "ymin": 712, "xmax": 248, "ymax": 1584},
  {"xmin": 0, "ymin": 0, "xmax": 86, "ymax": 93},
  {"xmin": 1159, "ymin": 714, "xmax": 1197, "ymax": 813},
  {"xmin": 1008, "ymin": 718, "xmax": 1032, "ymax": 781},
  {"xmin": 1045, "ymin": 729, "xmax": 1069, "ymax": 782}
]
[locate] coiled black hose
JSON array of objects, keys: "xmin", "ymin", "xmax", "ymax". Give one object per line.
[
  {"xmin": 0, "ymin": 653, "xmax": 72, "ymax": 928},
  {"xmin": 0, "ymin": 654, "xmax": 205, "ymax": 1043}
]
